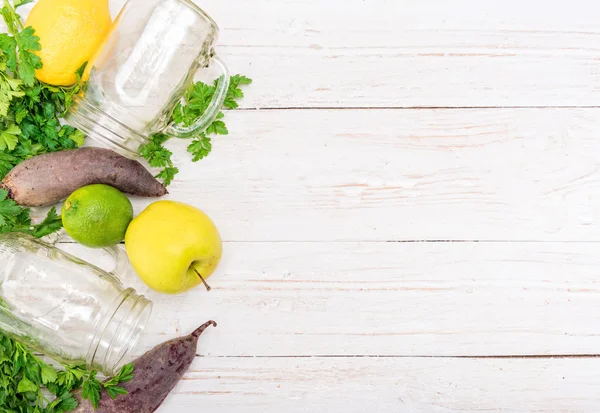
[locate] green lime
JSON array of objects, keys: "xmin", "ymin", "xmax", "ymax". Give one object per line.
[{"xmin": 62, "ymin": 184, "xmax": 133, "ymax": 248}]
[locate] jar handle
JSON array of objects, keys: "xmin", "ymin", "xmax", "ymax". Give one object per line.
[
  {"xmin": 103, "ymin": 245, "xmax": 130, "ymax": 281},
  {"xmin": 164, "ymin": 54, "xmax": 230, "ymax": 139}
]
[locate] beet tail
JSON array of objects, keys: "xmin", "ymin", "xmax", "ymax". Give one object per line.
[{"xmin": 192, "ymin": 320, "xmax": 217, "ymax": 338}]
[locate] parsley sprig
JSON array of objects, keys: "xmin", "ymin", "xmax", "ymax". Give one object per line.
[
  {"xmin": 140, "ymin": 74, "xmax": 252, "ymax": 186},
  {"xmin": 0, "ymin": 4, "xmax": 134, "ymax": 410},
  {"xmin": 81, "ymin": 363, "xmax": 133, "ymax": 409},
  {"xmin": 0, "ymin": 0, "xmax": 89, "ymax": 238},
  {"xmin": 0, "ymin": 189, "xmax": 62, "ymax": 236},
  {"xmin": 0, "ymin": 0, "xmax": 86, "ymax": 180},
  {"xmin": 0, "ymin": 333, "xmax": 134, "ymax": 412},
  {"xmin": 0, "ymin": 189, "xmax": 134, "ymax": 411},
  {"xmin": 139, "ymin": 132, "xmax": 179, "ymax": 187}
]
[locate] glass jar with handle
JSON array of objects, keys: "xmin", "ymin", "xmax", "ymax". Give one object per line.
[
  {"xmin": 0, "ymin": 233, "xmax": 152, "ymax": 376},
  {"xmin": 65, "ymin": 0, "xmax": 230, "ymax": 158}
]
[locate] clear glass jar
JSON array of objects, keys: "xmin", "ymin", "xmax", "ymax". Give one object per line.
[
  {"xmin": 65, "ymin": 0, "xmax": 230, "ymax": 158},
  {"xmin": 0, "ymin": 233, "xmax": 152, "ymax": 375}
]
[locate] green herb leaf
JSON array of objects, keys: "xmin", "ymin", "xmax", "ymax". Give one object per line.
[
  {"xmin": 0, "ymin": 272, "xmax": 117, "ymax": 412},
  {"xmin": 66, "ymin": 128, "xmax": 85, "ymax": 147},
  {"xmin": 105, "ymin": 386, "xmax": 128, "ymax": 400},
  {"xmin": 103, "ymin": 363, "xmax": 134, "ymax": 387},
  {"xmin": 206, "ymin": 119, "xmax": 228, "ymax": 135},
  {"xmin": 76, "ymin": 364, "xmax": 133, "ymax": 408},
  {"xmin": 15, "ymin": 26, "xmax": 40, "ymax": 53},
  {"xmin": 0, "ymin": 186, "xmax": 63, "ymax": 237},
  {"xmin": 0, "ymin": 188, "xmax": 22, "ymax": 225},
  {"xmin": 47, "ymin": 391, "xmax": 79, "ymax": 412},
  {"xmin": 81, "ymin": 371, "xmax": 102, "ymax": 409},
  {"xmin": 187, "ymin": 133, "xmax": 212, "ymax": 162},
  {"xmin": 14, "ymin": 0, "xmax": 35, "ymax": 9},
  {"xmin": 156, "ymin": 166, "xmax": 179, "ymax": 187},
  {"xmin": 41, "ymin": 365, "xmax": 58, "ymax": 385},
  {"xmin": 31, "ymin": 206, "xmax": 62, "ymax": 238},
  {"xmin": 17, "ymin": 377, "xmax": 38, "ymax": 394},
  {"xmin": 0, "ymin": 150, "xmax": 17, "ymax": 177},
  {"xmin": 115, "ymin": 362, "xmax": 134, "ymax": 383},
  {"xmin": 140, "ymin": 139, "xmax": 173, "ymax": 168},
  {"xmin": 15, "ymin": 26, "xmax": 41, "ymax": 87},
  {"xmin": 57, "ymin": 393, "xmax": 79, "ymax": 411},
  {"xmin": 0, "ymin": 1, "xmax": 88, "ymax": 215},
  {"xmin": 140, "ymin": 133, "xmax": 179, "ymax": 185},
  {"xmin": 0, "ymin": 123, "xmax": 21, "ymax": 151},
  {"xmin": 224, "ymin": 74, "xmax": 252, "ymax": 109},
  {"xmin": 142, "ymin": 74, "xmax": 251, "ymax": 185},
  {"xmin": 0, "ymin": 74, "xmax": 24, "ymax": 116},
  {"xmin": 74, "ymin": 61, "xmax": 88, "ymax": 79},
  {"xmin": 0, "ymin": 2, "xmax": 23, "ymax": 36},
  {"xmin": 0, "ymin": 32, "xmax": 18, "ymax": 72}
]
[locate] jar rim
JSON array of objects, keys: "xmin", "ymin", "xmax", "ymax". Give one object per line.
[{"xmin": 86, "ymin": 289, "xmax": 152, "ymax": 375}]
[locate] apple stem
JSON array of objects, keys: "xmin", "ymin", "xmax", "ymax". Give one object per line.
[{"xmin": 193, "ymin": 268, "xmax": 212, "ymax": 291}]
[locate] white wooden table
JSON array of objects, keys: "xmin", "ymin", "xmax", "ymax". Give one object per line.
[{"xmin": 65, "ymin": 0, "xmax": 600, "ymax": 411}]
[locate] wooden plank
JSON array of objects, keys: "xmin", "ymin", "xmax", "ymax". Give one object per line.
[
  {"xmin": 59, "ymin": 241, "xmax": 600, "ymax": 358},
  {"xmin": 72, "ymin": 108, "xmax": 600, "ymax": 242},
  {"xmin": 159, "ymin": 356, "xmax": 600, "ymax": 413},
  {"xmin": 103, "ymin": 0, "xmax": 600, "ymax": 108}
]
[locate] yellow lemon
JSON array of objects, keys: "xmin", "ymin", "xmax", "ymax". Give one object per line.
[
  {"xmin": 125, "ymin": 201, "xmax": 223, "ymax": 295},
  {"xmin": 25, "ymin": 0, "xmax": 112, "ymax": 86}
]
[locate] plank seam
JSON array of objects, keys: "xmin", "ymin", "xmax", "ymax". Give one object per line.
[
  {"xmin": 55, "ymin": 240, "xmax": 600, "ymax": 244},
  {"xmin": 196, "ymin": 354, "xmax": 600, "ymax": 359},
  {"xmin": 233, "ymin": 106, "xmax": 600, "ymax": 111}
]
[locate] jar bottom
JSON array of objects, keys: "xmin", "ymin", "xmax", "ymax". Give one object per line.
[
  {"xmin": 87, "ymin": 289, "xmax": 152, "ymax": 376},
  {"xmin": 66, "ymin": 97, "xmax": 150, "ymax": 159}
]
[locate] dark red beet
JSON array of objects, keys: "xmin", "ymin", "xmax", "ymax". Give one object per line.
[
  {"xmin": 71, "ymin": 321, "xmax": 216, "ymax": 413},
  {"xmin": 1, "ymin": 148, "xmax": 168, "ymax": 207}
]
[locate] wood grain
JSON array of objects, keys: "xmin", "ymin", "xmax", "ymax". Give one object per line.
[
  {"xmin": 78, "ymin": 108, "xmax": 600, "ymax": 242},
  {"xmin": 59, "ymin": 241, "xmax": 600, "ymax": 358},
  {"xmin": 14, "ymin": 1, "xmax": 599, "ymax": 411},
  {"xmin": 115, "ymin": 0, "xmax": 600, "ymax": 108},
  {"xmin": 159, "ymin": 356, "xmax": 600, "ymax": 413}
]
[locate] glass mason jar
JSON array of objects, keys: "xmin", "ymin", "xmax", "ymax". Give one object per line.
[
  {"xmin": 0, "ymin": 233, "xmax": 152, "ymax": 375},
  {"xmin": 65, "ymin": 0, "xmax": 230, "ymax": 159}
]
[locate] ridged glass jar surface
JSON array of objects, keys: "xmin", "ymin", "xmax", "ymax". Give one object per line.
[
  {"xmin": 66, "ymin": 0, "xmax": 230, "ymax": 158},
  {"xmin": 0, "ymin": 233, "xmax": 152, "ymax": 375}
]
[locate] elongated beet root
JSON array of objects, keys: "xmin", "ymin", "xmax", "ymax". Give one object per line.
[
  {"xmin": 1, "ymin": 148, "xmax": 167, "ymax": 207},
  {"xmin": 72, "ymin": 321, "xmax": 216, "ymax": 413}
]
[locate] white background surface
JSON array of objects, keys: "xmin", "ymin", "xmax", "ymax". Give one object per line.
[{"xmin": 56, "ymin": 0, "xmax": 600, "ymax": 411}]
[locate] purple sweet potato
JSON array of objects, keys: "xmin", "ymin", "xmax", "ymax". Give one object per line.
[
  {"xmin": 1, "ymin": 148, "xmax": 167, "ymax": 207},
  {"xmin": 72, "ymin": 320, "xmax": 216, "ymax": 413}
]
